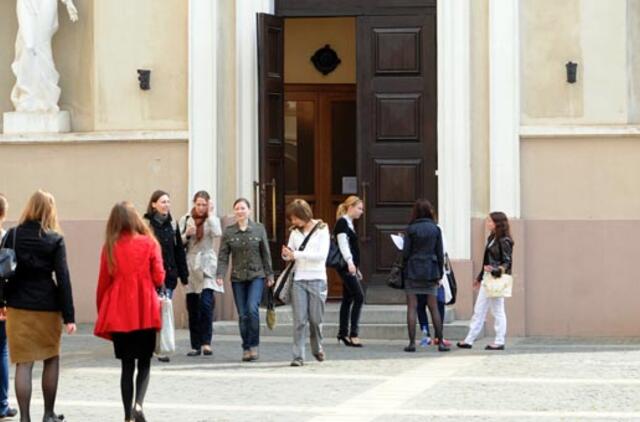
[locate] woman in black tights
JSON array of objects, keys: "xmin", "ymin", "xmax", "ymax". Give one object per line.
[
  {"xmin": 2, "ymin": 191, "xmax": 76, "ymax": 422},
  {"xmin": 94, "ymin": 202, "xmax": 166, "ymax": 422},
  {"xmin": 402, "ymin": 199, "xmax": 449, "ymax": 353}
]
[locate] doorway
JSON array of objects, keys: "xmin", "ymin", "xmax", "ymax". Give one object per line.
[{"xmin": 284, "ymin": 84, "xmax": 356, "ymax": 298}]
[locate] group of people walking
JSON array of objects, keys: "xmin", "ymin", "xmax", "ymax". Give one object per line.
[{"xmin": 0, "ymin": 188, "xmax": 513, "ymax": 422}]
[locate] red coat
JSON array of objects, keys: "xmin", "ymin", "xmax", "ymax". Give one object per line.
[{"xmin": 94, "ymin": 234, "xmax": 166, "ymax": 340}]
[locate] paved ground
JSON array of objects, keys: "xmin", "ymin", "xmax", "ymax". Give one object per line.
[{"xmin": 9, "ymin": 326, "xmax": 640, "ymax": 422}]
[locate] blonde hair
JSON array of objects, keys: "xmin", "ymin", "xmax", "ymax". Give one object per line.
[
  {"xmin": 286, "ymin": 199, "xmax": 314, "ymax": 223},
  {"xmin": 19, "ymin": 190, "xmax": 62, "ymax": 234},
  {"xmin": 336, "ymin": 196, "xmax": 362, "ymax": 219},
  {"xmin": 105, "ymin": 201, "xmax": 156, "ymax": 273}
]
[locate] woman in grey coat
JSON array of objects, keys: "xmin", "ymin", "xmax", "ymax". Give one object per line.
[{"xmin": 179, "ymin": 191, "xmax": 222, "ymax": 357}]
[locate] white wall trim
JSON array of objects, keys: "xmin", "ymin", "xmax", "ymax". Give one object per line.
[
  {"xmin": 489, "ymin": 0, "xmax": 521, "ymax": 218},
  {"xmin": 437, "ymin": 0, "xmax": 472, "ymax": 259},
  {"xmin": 235, "ymin": 0, "xmax": 275, "ymax": 201},
  {"xmin": 521, "ymin": 125, "xmax": 640, "ymax": 139},
  {"xmin": 0, "ymin": 130, "xmax": 188, "ymax": 144},
  {"xmin": 188, "ymin": 0, "xmax": 218, "ymax": 206}
]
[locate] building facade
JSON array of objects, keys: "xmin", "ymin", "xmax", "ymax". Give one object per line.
[{"xmin": 1, "ymin": 0, "xmax": 638, "ymax": 336}]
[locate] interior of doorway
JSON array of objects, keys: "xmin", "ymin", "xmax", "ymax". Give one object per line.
[{"xmin": 283, "ymin": 17, "xmax": 357, "ymax": 299}]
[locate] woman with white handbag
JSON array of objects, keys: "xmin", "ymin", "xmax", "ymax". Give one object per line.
[{"xmin": 457, "ymin": 212, "xmax": 514, "ymax": 351}]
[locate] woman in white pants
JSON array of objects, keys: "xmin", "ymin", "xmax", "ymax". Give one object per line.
[
  {"xmin": 457, "ymin": 212, "xmax": 514, "ymax": 350},
  {"xmin": 281, "ymin": 199, "xmax": 330, "ymax": 367}
]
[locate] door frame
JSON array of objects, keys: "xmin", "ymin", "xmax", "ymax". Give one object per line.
[{"xmin": 271, "ymin": 0, "xmax": 472, "ymax": 261}]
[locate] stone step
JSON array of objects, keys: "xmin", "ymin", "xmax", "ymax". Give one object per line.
[
  {"xmin": 213, "ymin": 320, "xmax": 477, "ymax": 341},
  {"xmin": 256, "ymin": 304, "xmax": 456, "ymax": 325}
]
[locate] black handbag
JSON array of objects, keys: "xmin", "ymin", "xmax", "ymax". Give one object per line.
[
  {"xmin": 326, "ymin": 236, "xmax": 346, "ymax": 270},
  {"xmin": 386, "ymin": 253, "xmax": 404, "ymax": 289},
  {"xmin": 0, "ymin": 228, "xmax": 17, "ymax": 280},
  {"xmin": 444, "ymin": 253, "xmax": 457, "ymax": 305}
]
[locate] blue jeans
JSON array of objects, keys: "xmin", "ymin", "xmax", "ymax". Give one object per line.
[
  {"xmin": 0, "ymin": 321, "xmax": 9, "ymax": 414},
  {"xmin": 231, "ymin": 278, "xmax": 264, "ymax": 351},
  {"xmin": 187, "ymin": 288, "xmax": 215, "ymax": 349}
]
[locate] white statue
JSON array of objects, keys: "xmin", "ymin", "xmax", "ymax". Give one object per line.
[{"xmin": 10, "ymin": 0, "xmax": 78, "ymax": 113}]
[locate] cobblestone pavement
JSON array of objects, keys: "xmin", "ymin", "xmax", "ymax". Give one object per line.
[{"xmin": 9, "ymin": 326, "xmax": 640, "ymax": 422}]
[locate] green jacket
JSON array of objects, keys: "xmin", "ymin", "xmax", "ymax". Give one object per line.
[{"xmin": 216, "ymin": 220, "xmax": 274, "ymax": 282}]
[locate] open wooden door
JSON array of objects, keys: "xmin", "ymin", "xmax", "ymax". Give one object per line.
[
  {"xmin": 257, "ymin": 13, "xmax": 286, "ymax": 272},
  {"xmin": 357, "ymin": 14, "xmax": 438, "ymax": 302}
]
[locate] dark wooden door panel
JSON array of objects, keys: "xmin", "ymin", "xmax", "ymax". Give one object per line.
[
  {"xmin": 258, "ymin": 13, "xmax": 286, "ymax": 271},
  {"xmin": 357, "ymin": 14, "xmax": 437, "ymax": 302}
]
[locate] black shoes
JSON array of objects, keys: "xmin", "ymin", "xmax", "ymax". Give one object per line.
[
  {"xmin": 438, "ymin": 344, "xmax": 450, "ymax": 352},
  {"xmin": 187, "ymin": 349, "xmax": 201, "ymax": 357},
  {"xmin": 42, "ymin": 413, "xmax": 65, "ymax": 422},
  {"xmin": 337, "ymin": 335, "xmax": 353, "ymax": 346},
  {"xmin": 202, "ymin": 346, "xmax": 213, "ymax": 356},
  {"xmin": 485, "ymin": 344, "xmax": 505, "ymax": 350},
  {"xmin": 313, "ymin": 351, "xmax": 326, "ymax": 362},
  {"xmin": 290, "ymin": 358, "xmax": 304, "ymax": 367},
  {"xmin": 132, "ymin": 406, "xmax": 147, "ymax": 422},
  {"xmin": 404, "ymin": 343, "xmax": 416, "ymax": 352},
  {"xmin": 456, "ymin": 342, "xmax": 472, "ymax": 349},
  {"xmin": 157, "ymin": 356, "xmax": 170, "ymax": 363}
]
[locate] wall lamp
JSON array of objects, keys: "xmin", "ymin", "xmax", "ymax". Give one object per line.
[
  {"xmin": 137, "ymin": 69, "xmax": 151, "ymax": 90},
  {"xmin": 566, "ymin": 61, "xmax": 578, "ymax": 84}
]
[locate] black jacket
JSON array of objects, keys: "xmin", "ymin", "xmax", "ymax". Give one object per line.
[
  {"xmin": 402, "ymin": 218, "xmax": 444, "ymax": 283},
  {"xmin": 2, "ymin": 221, "xmax": 75, "ymax": 323},
  {"xmin": 476, "ymin": 234, "xmax": 514, "ymax": 281},
  {"xmin": 333, "ymin": 217, "xmax": 360, "ymax": 267},
  {"xmin": 145, "ymin": 213, "xmax": 188, "ymax": 290}
]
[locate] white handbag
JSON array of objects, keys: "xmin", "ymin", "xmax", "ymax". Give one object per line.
[
  {"xmin": 482, "ymin": 272, "xmax": 513, "ymax": 298},
  {"xmin": 155, "ymin": 295, "xmax": 176, "ymax": 355}
]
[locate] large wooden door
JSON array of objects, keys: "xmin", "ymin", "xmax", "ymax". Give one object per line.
[
  {"xmin": 357, "ymin": 14, "xmax": 438, "ymax": 302},
  {"xmin": 257, "ymin": 13, "xmax": 286, "ymax": 271}
]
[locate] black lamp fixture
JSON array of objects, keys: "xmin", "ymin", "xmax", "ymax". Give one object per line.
[
  {"xmin": 311, "ymin": 44, "xmax": 341, "ymax": 76},
  {"xmin": 137, "ymin": 69, "xmax": 151, "ymax": 90},
  {"xmin": 566, "ymin": 61, "xmax": 578, "ymax": 84}
]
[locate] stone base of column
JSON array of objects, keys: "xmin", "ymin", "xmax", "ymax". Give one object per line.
[{"xmin": 2, "ymin": 111, "xmax": 71, "ymax": 134}]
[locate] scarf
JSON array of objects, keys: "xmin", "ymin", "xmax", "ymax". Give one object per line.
[{"xmin": 190, "ymin": 208, "xmax": 208, "ymax": 242}]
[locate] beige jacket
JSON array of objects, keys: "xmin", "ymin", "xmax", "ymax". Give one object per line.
[{"xmin": 179, "ymin": 214, "xmax": 223, "ymax": 294}]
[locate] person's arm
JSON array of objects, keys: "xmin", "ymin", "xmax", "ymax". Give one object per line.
[
  {"xmin": 496, "ymin": 238, "xmax": 514, "ymax": 276},
  {"xmin": 61, "ymin": 0, "xmax": 79, "ymax": 22},
  {"xmin": 178, "ymin": 215, "xmax": 189, "ymax": 244},
  {"xmin": 211, "ymin": 216, "xmax": 222, "ymax": 238},
  {"xmin": 259, "ymin": 225, "xmax": 274, "ymax": 279},
  {"xmin": 150, "ymin": 240, "xmax": 166, "ymax": 287},
  {"xmin": 96, "ymin": 247, "xmax": 112, "ymax": 312},
  {"xmin": 402, "ymin": 227, "xmax": 413, "ymax": 263},
  {"xmin": 335, "ymin": 220, "xmax": 354, "ymax": 264},
  {"xmin": 174, "ymin": 226, "xmax": 189, "ymax": 284},
  {"xmin": 294, "ymin": 228, "xmax": 330, "ymax": 262},
  {"xmin": 216, "ymin": 230, "xmax": 230, "ymax": 279},
  {"xmin": 54, "ymin": 237, "xmax": 75, "ymax": 324}
]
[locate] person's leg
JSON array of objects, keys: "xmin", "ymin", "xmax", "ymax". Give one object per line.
[
  {"xmin": 338, "ymin": 273, "xmax": 354, "ymax": 340},
  {"xmin": 15, "ymin": 361, "xmax": 34, "ymax": 422},
  {"xmin": 134, "ymin": 357, "xmax": 151, "ymax": 408},
  {"xmin": 489, "ymin": 297, "xmax": 507, "ymax": 346},
  {"xmin": 120, "ymin": 359, "xmax": 135, "ymax": 421},
  {"xmin": 416, "ymin": 294, "xmax": 429, "ymax": 333},
  {"xmin": 231, "ymin": 282, "xmax": 250, "ymax": 351},
  {"xmin": 246, "ymin": 278, "xmax": 265, "ymax": 351},
  {"xmin": 0, "ymin": 322, "xmax": 11, "ymax": 416},
  {"xmin": 200, "ymin": 288, "xmax": 215, "ymax": 348},
  {"xmin": 348, "ymin": 276, "xmax": 365, "ymax": 339},
  {"xmin": 463, "ymin": 287, "xmax": 491, "ymax": 345},
  {"xmin": 405, "ymin": 293, "xmax": 418, "ymax": 351},
  {"xmin": 41, "ymin": 356, "xmax": 61, "ymax": 418},
  {"xmin": 425, "ymin": 294, "xmax": 447, "ymax": 350},
  {"xmin": 186, "ymin": 292, "xmax": 201, "ymax": 351},
  {"xmin": 290, "ymin": 281, "xmax": 309, "ymax": 361},
  {"xmin": 308, "ymin": 280, "xmax": 327, "ymax": 357}
]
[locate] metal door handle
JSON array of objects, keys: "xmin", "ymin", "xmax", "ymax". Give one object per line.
[
  {"xmin": 253, "ymin": 181, "xmax": 261, "ymax": 222},
  {"xmin": 263, "ymin": 178, "xmax": 277, "ymax": 241}
]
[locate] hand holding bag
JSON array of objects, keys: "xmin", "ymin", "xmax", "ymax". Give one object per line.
[{"xmin": 155, "ymin": 293, "xmax": 176, "ymax": 355}]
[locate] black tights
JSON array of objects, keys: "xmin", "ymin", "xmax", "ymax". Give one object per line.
[
  {"xmin": 406, "ymin": 293, "xmax": 443, "ymax": 345},
  {"xmin": 120, "ymin": 358, "xmax": 151, "ymax": 420},
  {"xmin": 15, "ymin": 356, "xmax": 60, "ymax": 422}
]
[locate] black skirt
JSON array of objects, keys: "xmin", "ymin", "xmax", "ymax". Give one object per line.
[{"xmin": 111, "ymin": 329, "xmax": 157, "ymax": 360}]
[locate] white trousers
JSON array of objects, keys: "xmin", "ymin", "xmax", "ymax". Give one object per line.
[{"xmin": 464, "ymin": 286, "xmax": 507, "ymax": 345}]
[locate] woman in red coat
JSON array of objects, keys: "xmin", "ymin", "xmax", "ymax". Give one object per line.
[{"xmin": 94, "ymin": 202, "xmax": 165, "ymax": 422}]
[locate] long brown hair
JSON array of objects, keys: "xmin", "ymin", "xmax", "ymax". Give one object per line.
[
  {"xmin": 105, "ymin": 201, "xmax": 156, "ymax": 273},
  {"xmin": 490, "ymin": 211, "xmax": 512, "ymax": 241},
  {"xmin": 19, "ymin": 190, "xmax": 62, "ymax": 234},
  {"xmin": 146, "ymin": 190, "xmax": 169, "ymax": 216},
  {"xmin": 286, "ymin": 199, "xmax": 313, "ymax": 223},
  {"xmin": 336, "ymin": 196, "xmax": 362, "ymax": 219},
  {"xmin": 0, "ymin": 194, "xmax": 7, "ymax": 220}
]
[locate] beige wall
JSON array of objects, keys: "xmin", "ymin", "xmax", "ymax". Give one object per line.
[
  {"xmin": 521, "ymin": 137, "xmax": 640, "ymax": 220},
  {"xmin": 521, "ymin": 0, "xmax": 629, "ymax": 124},
  {"xmin": 0, "ymin": 0, "xmax": 187, "ymax": 132},
  {"xmin": 629, "ymin": 0, "xmax": 640, "ymax": 123},
  {"xmin": 284, "ymin": 18, "xmax": 356, "ymax": 84}
]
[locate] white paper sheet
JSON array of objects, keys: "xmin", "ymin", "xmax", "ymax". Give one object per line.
[{"xmin": 390, "ymin": 234, "xmax": 404, "ymax": 251}]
